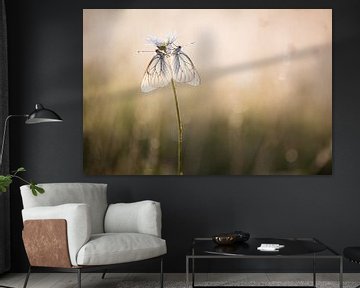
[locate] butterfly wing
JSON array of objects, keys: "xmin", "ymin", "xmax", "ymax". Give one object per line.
[
  {"xmin": 172, "ymin": 49, "xmax": 200, "ymax": 86},
  {"xmin": 141, "ymin": 53, "xmax": 172, "ymax": 93}
]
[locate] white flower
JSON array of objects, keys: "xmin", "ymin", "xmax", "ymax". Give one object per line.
[{"xmin": 146, "ymin": 33, "xmax": 177, "ymax": 53}]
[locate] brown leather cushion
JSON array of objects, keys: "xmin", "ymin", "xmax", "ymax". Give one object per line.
[{"xmin": 23, "ymin": 219, "xmax": 72, "ymax": 268}]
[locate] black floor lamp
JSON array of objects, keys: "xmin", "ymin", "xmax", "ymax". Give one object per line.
[
  {"xmin": 0, "ymin": 103, "xmax": 63, "ymax": 167},
  {"xmin": 0, "ymin": 103, "xmax": 62, "ymax": 288}
]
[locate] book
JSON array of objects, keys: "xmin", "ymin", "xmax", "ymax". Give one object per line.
[{"xmin": 257, "ymin": 243, "xmax": 285, "ymax": 251}]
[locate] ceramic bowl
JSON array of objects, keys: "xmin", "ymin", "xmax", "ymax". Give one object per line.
[{"xmin": 212, "ymin": 233, "xmax": 237, "ymax": 245}]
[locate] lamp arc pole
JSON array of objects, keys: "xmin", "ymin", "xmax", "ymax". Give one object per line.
[{"xmin": 0, "ymin": 114, "xmax": 28, "ymax": 168}]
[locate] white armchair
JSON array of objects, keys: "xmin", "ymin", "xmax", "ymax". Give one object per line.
[{"xmin": 20, "ymin": 183, "xmax": 166, "ymax": 288}]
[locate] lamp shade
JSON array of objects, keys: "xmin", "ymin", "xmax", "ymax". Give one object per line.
[{"xmin": 25, "ymin": 104, "xmax": 63, "ymax": 124}]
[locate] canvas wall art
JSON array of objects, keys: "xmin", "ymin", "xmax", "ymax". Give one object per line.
[{"xmin": 83, "ymin": 9, "xmax": 332, "ymax": 175}]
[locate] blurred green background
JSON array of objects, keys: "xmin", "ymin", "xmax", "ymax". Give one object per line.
[{"xmin": 83, "ymin": 9, "xmax": 332, "ymax": 175}]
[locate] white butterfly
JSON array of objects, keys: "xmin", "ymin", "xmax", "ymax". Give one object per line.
[
  {"xmin": 140, "ymin": 38, "xmax": 200, "ymax": 93},
  {"xmin": 172, "ymin": 45, "xmax": 200, "ymax": 86},
  {"xmin": 141, "ymin": 49, "xmax": 172, "ymax": 93}
]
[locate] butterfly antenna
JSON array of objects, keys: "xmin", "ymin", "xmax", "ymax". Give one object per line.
[
  {"xmin": 137, "ymin": 50, "xmax": 154, "ymax": 53},
  {"xmin": 181, "ymin": 42, "xmax": 196, "ymax": 48}
]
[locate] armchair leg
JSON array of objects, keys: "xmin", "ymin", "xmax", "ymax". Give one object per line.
[
  {"xmin": 77, "ymin": 268, "xmax": 81, "ymax": 288},
  {"xmin": 23, "ymin": 266, "xmax": 31, "ymax": 288},
  {"xmin": 101, "ymin": 270, "xmax": 107, "ymax": 279},
  {"xmin": 160, "ymin": 257, "xmax": 164, "ymax": 288}
]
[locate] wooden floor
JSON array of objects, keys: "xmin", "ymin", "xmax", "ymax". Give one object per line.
[{"xmin": 0, "ymin": 273, "xmax": 359, "ymax": 288}]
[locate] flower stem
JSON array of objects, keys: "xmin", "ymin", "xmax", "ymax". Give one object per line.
[{"xmin": 171, "ymin": 78, "xmax": 183, "ymax": 175}]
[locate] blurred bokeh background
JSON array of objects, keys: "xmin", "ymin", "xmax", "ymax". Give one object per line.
[{"xmin": 83, "ymin": 9, "xmax": 332, "ymax": 175}]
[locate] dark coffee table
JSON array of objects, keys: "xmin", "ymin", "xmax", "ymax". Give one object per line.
[{"xmin": 186, "ymin": 237, "xmax": 342, "ymax": 288}]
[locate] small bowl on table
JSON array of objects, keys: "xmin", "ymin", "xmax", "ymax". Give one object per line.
[
  {"xmin": 212, "ymin": 233, "xmax": 238, "ymax": 245},
  {"xmin": 212, "ymin": 231, "xmax": 250, "ymax": 246}
]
